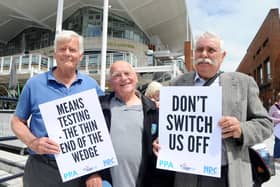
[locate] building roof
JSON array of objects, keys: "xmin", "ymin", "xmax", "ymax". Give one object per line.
[{"xmin": 0, "ymin": 0, "xmax": 191, "ymax": 53}]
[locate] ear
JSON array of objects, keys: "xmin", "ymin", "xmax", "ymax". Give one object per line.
[
  {"xmin": 79, "ymin": 52, "xmax": 84, "ymax": 62},
  {"xmin": 54, "ymin": 51, "xmax": 57, "ymax": 59},
  {"xmin": 135, "ymin": 72, "xmax": 139, "ymax": 83},
  {"xmin": 222, "ymin": 51, "xmax": 226, "ymax": 59}
]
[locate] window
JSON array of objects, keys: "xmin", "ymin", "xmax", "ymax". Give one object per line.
[
  {"xmin": 40, "ymin": 33, "xmax": 49, "ymax": 48},
  {"xmin": 257, "ymin": 65, "xmax": 263, "ymax": 85},
  {"xmin": 264, "ymin": 57, "xmax": 271, "ymax": 81},
  {"xmin": 113, "ymin": 53, "xmax": 124, "ymax": 62},
  {"xmin": 87, "ymin": 24, "xmax": 101, "ymax": 37},
  {"xmin": 96, "ymin": 15, "xmax": 101, "ymax": 20},
  {"xmin": 256, "ymin": 47, "xmax": 261, "ymax": 55},
  {"xmin": 262, "ymin": 38, "xmax": 269, "ymax": 48}
]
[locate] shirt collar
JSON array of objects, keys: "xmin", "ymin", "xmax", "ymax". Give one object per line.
[
  {"xmin": 194, "ymin": 72, "xmax": 221, "ymax": 86},
  {"xmin": 47, "ymin": 67, "xmax": 83, "ymax": 83},
  {"xmin": 194, "ymin": 72, "xmax": 206, "ymax": 86}
]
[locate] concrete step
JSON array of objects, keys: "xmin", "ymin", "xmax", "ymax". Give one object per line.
[{"xmin": 0, "ymin": 150, "xmax": 27, "ymax": 187}]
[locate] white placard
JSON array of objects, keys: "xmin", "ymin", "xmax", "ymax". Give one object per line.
[
  {"xmin": 39, "ymin": 89, "xmax": 117, "ymax": 182},
  {"xmin": 157, "ymin": 86, "xmax": 222, "ymax": 177}
]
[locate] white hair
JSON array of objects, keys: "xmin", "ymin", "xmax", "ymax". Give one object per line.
[
  {"xmin": 54, "ymin": 30, "xmax": 84, "ymax": 53},
  {"xmin": 145, "ymin": 81, "xmax": 162, "ymax": 98},
  {"xmin": 195, "ymin": 31, "xmax": 224, "ymax": 52}
]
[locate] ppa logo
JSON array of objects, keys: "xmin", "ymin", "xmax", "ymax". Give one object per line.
[
  {"xmin": 159, "ymin": 160, "xmax": 174, "ymax": 168},
  {"xmin": 63, "ymin": 170, "xmax": 78, "ymax": 180}
]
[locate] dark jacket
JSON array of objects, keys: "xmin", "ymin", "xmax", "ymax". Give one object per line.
[{"xmin": 99, "ymin": 92, "xmax": 174, "ymax": 187}]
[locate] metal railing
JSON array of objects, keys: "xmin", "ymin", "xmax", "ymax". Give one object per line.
[
  {"xmin": 0, "ymin": 53, "xmax": 183, "ymax": 78},
  {"xmin": 0, "ymin": 136, "xmax": 25, "ymax": 184}
]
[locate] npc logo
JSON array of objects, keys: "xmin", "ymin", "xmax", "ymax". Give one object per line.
[
  {"xmin": 203, "ymin": 165, "xmax": 218, "ymax": 175},
  {"xmin": 103, "ymin": 157, "xmax": 115, "ymax": 167}
]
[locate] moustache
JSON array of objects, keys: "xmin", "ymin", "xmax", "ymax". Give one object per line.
[{"xmin": 194, "ymin": 58, "xmax": 216, "ymax": 65}]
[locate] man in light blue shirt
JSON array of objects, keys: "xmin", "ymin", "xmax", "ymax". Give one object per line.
[{"xmin": 11, "ymin": 30, "xmax": 104, "ymax": 187}]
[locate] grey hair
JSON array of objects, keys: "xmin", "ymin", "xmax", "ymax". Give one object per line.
[
  {"xmin": 195, "ymin": 31, "xmax": 224, "ymax": 52},
  {"xmin": 54, "ymin": 30, "xmax": 84, "ymax": 53}
]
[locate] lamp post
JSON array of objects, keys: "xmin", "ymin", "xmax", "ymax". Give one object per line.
[
  {"xmin": 100, "ymin": 0, "xmax": 109, "ymax": 91},
  {"xmin": 56, "ymin": 0, "xmax": 64, "ymax": 34}
]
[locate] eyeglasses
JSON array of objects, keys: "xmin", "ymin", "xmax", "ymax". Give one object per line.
[
  {"xmin": 110, "ymin": 71, "xmax": 134, "ymax": 80},
  {"xmin": 195, "ymin": 47, "xmax": 220, "ymax": 55}
]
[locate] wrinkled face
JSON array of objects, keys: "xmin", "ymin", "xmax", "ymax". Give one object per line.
[
  {"xmin": 109, "ymin": 61, "xmax": 138, "ymax": 98},
  {"xmin": 194, "ymin": 37, "xmax": 226, "ymax": 79},
  {"xmin": 54, "ymin": 37, "xmax": 83, "ymax": 70}
]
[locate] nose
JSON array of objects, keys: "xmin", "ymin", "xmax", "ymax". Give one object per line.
[
  {"xmin": 64, "ymin": 48, "xmax": 71, "ymax": 55},
  {"xmin": 120, "ymin": 73, "xmax": 128, "ymax": 80},
  {"xmin": 200, "ymin": 49, "xmax": 208, "ymax": 57}
]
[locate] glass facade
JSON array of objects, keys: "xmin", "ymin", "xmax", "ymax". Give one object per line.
[
  {"xmin": 63, "ymin": 7, "xmax": 149, "ymax": 44},
  {"xmin": 0, "ymin": 28, "xmax": 54, "ymax": 56},
  {"xmin": 0, "ymin": 7, "xmax": 150, "ymax": 59},
  {"xmin": 0, "ymin": 7, "xmax": 149, "ymax": 71}
]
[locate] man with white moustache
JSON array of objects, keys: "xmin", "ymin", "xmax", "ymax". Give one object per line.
[{"xmin": 153, "ymin": 31, "xmax": 273, "ymax": 187}]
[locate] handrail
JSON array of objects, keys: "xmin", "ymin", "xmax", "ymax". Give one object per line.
[
  {"xmin": 0, "ymin": 172, "xmax": 24, "ymax": 183},
  {"xmin": 0, "ymin": 157, "xmax": 25, "ymax": 170},
  {"xmin": 0, "ymin": 136, "xmax": 27, "ymax": 155},
  {"xmin": 0, "ymin": 136, "xmax": 18, "ymax": 141},
  {"xmin": 0, "ymin": 136, "xmax": 25, "ymax": 184}
]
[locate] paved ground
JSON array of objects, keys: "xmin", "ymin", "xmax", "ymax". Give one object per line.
[{"xmin": 262, "ymin": 135, "xmax": 280, "ymax": 187}]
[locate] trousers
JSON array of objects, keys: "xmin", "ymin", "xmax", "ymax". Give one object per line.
[
  {"xmin": 23, "ymin": 155, "xmax": 85, "ymax": 187},
  {"xmin": 273, "ymin": 136, "xmax": 280, "ymax": 158},
  {"xmin": 174, "ymin": 165, "xmax": 228, "ymax": 187}
]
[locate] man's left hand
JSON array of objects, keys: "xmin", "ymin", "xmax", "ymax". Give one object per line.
[
  {"xmin": 219, "ymin": 116, "xmax": 242, "ymax": 139},
  {"xmin": 85, "ymin": 173, "xmax": 102, "ymax": 187}
]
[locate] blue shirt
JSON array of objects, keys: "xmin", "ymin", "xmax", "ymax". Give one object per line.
[
  {"xmin": 194, "ymin": 72, "xmax": 220, "ymax": 86},
  {"xmin": 194, "ymin": 72, "xmax": 206, "ymax": 86},
  {"xmin": 15, "ymin": 69, "xmax": 104, "ymax": 154}
]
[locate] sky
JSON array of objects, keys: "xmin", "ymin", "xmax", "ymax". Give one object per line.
[{"xmin": 186, "ymin": 0, "xmax": 280, "ymax": 72}]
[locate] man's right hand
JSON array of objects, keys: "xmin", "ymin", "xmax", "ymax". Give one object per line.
[
  {"xmin": 29, "ymin": 137, "xmax": 60, "ymax": 154},
  {"xmin": 152, "ymin": 138, "xmax": 160, "ymax": 157}
]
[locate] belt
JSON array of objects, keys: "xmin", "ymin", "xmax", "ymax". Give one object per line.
[{"xmin": 31, "ymin": 154, "xmax": 58, "ymax": 169}]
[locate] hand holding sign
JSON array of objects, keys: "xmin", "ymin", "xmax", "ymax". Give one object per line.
[
  {"xmin": 152, "ymin": 138, "xmax": 160, "ymax": 157},
  {"xmin": 219, "ymin": 116, "xmax": 242, "ymax": 139},
  {"xmin": 28, "ymin": 137, "xmax": 60, "ymax": 155}
]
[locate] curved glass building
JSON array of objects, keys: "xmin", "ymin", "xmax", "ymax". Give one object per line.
[{"xmin": 0, "ymin": 0, "xmax": 192, "ymax": 93}]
